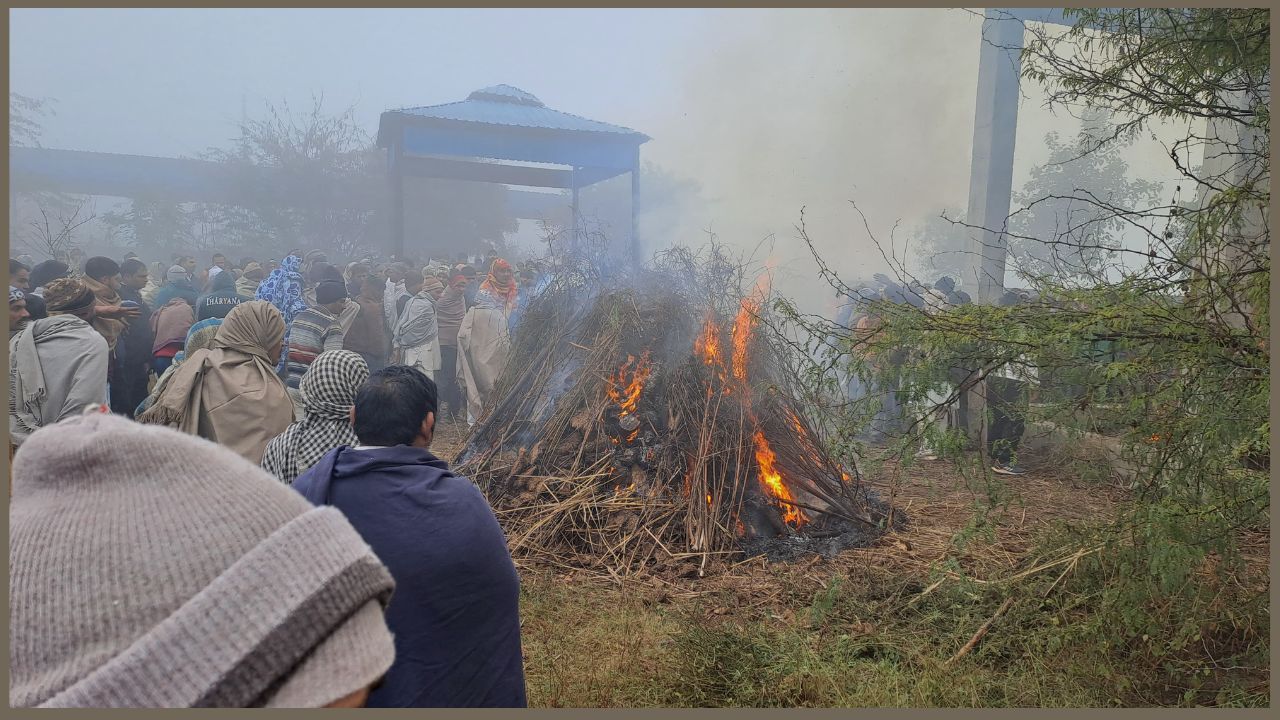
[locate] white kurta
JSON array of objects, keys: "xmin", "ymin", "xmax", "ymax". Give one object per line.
[
  {"xmin": 456, "ymin": 305, "xmax": 511, "ymax": 425},
  {"xmin": 402, "ymin": 336, "xmax": 442, "ymax": 382}
]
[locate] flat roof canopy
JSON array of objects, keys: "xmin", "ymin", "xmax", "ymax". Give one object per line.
[
  {"xmin": 377, "ymin": 85, "xmax": 650, "ymax": 259},
  {"xmin": 377, "ymin": 84, "xmax": 649, "ymax": 189},
  {"xmin": 8, "ymin": 145, "xmax": 566, "ymax": 219}
]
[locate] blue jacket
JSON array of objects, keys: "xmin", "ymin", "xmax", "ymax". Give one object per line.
[
  {"xmin": 293, "ymin": 445, "xmax": 527, "ymax": 708},
  {"xmin": 152, "ymin": 280, "xmax": 197, "ymax": 310}
]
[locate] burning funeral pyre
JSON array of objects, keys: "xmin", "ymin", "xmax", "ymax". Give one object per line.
[{"xmin": 456, "ymin": 250, "xmax": 899, "ymax": 577}]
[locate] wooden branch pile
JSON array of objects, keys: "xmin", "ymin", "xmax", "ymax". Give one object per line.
[{"xmin": 456, "ymin": 258, "xmax": 892, "ymax": 579}]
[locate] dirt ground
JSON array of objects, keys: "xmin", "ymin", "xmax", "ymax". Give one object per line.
[
  {"xmin": 430, "ymin": 418, "xmax": 1268, "ymax": 707},
  {"xmin": 433, "ymin": 416, "xmax": 1128, "ymax": 592}
]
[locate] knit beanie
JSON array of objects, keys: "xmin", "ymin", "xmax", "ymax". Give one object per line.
[
  {"xmin": 166, "ymin": 265, "xmax": 189, "ymax": 283},
  {"xmin": 315, "ymin": 279, "xmax": 347, "ymax": 305},
  {"xmin": 9, "ymin": 413, "xmax": 397, "ymax": 708}
]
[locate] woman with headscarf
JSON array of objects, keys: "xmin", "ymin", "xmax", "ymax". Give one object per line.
[
  {"xmin": 261, "ymin": 350, "xmax": 370, "ymax": 484},
  {"xmin": 138, "ymin": 301, "xmax": 293, "ymax": 464},
  {"xmin": 134, "ymin": 317, "xmax": 223, "ymax": 418},
  {"xmin": 456, "ymin": 275, "xmax": 513, "ymax": 427},
  {"xmin": 256, "ymin": 254, "xmax": 307, "ymax": 372},
  {"xmin": 391, "ymin": 271, "xmax": 442, "ymax": 381}
]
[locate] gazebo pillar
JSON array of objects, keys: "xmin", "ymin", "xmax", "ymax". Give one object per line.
[
  {"xmin": 631, "ymin": 148, "xmax": 641, "ymax": 267},
  {"xmin": 388, "ymin": 142, "xmax": 405, "ymax": 260},
  {"xmin": 570, "ymin": 167, "xmax": 580, "ymax": 254}
]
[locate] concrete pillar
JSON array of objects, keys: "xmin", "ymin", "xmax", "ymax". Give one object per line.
[
  {"xmin": 1193, "ymin": 90, "xmax": 1269, "ymax": 331},
  {"xmin": 963, "ymin": 9, "xmax": 1025, "ymax": 303},
  {"xmin": 960, "ymin": 10, "xmax": 1026, "ymax": 449}
]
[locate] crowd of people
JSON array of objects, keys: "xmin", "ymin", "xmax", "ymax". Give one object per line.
[
  {"xmin": 10, "ymin": 250, "xmax": 542, "ymax": 439},
  {"xmin": 835, "ymin": 273, "xmax": 1033, "ymax": 476},
  {"xmin": 8, "ymin": 248, "xmax": 540, "ymax": 708}
]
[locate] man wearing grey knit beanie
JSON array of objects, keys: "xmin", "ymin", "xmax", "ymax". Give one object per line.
[{"xmin": 8, "ymin": 412, "xmax": 398, "ymax": 708}]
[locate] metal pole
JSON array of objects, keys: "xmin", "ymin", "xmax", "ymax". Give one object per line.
[
  {"xmin": 389, "ymin": 141, "xmax": 405, "ymax": 260},
  {"xmin": 570, "ymin": 167, "xmax": 580, "ymax": 255},
  {"xmin": 631, "ymin": 149, "xmax": 642, "ymax": 268}
]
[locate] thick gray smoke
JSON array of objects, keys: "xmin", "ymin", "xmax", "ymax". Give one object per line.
[{"xmin": 639, "ymin": 9, "xmax": 986, "ymax": 314}]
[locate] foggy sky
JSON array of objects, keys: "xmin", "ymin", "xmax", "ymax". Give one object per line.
[{"xmin": 10, "ymin": 8, "xmax": 1183, "ymax": 310}]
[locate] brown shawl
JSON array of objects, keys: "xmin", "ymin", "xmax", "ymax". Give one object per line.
[
  {"xmin": 150, "ymin": 298, "xmax": 196, "ymax": 354},
  {"xmin": 137, "ymin": 301, "xmax": 293, "ymax": 464},
  {"xmin": 82, "ymin": 276, "xmax": 126, "ymax": 352}
]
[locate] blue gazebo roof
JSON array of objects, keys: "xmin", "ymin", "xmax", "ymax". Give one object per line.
[
  {"xmin": 380, "ymin": 84, "xmax": 648, "ymax": 141},
  {"xmin": 376, "ymin": 84, "xmax": 648, "ymax": 263}
]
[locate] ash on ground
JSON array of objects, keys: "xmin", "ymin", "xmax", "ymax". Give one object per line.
[{"xmin": 740, "ymin": 492, "xmax": 907, "ymax": 563}]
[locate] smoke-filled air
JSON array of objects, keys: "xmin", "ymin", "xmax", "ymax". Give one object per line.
[{"xmin": 7, "ymin": 7, "xmax": 1269, "ymax": 710}]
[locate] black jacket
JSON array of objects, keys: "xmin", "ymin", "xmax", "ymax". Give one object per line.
[
  {"xmin": 115, "ymin": 285, "xmax": 154, "ymax": 367},
  {"xmin": 195, "ymin": 289, "xmax": 246, "ymax": 321}
]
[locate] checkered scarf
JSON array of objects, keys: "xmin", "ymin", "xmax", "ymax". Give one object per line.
[{"xmin": 261, "ymin": 350, "xmax": 369, "ymax": 484}]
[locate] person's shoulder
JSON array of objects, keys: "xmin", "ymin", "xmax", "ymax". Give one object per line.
[
  {"xmin": 426, "ymin": 464, "xmax": 488, "ymax": 499},
  {"xmin": 82, "ymin": 324, "xmax": 110, "ymax": 352},
  {"xmin": 294, "ymin": 307, "xmax": 323, "ymax": 324}
]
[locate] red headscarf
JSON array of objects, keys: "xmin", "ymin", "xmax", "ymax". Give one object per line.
[{"xmin": 480, "ymin": 258, "xmax": 519, "ymax": 312}]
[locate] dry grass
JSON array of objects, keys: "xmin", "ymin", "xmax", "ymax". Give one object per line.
[
  {"xmin": 433, "ymin": 423, "xmax": 1266, "ymax": 707},
  {"xmin": 502, "ymin": 454, "xmax": 1138, "ymax": 707}
]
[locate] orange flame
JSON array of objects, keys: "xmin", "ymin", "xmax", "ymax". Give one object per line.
[
  {"xmin": 694, "ymin": 314, "xmax": 732, "ymax": 393},
  {"xmin": 752, "ymin": 430, "xmax": 808, "ymax": 528},
  {"xmin": 785, "ymin": 408, "xmax": 806, "ymax": 436},
  {"xmin": 731, "ymin": 298, "xmax": 758, "ymax": 381},
  {"xmin": 606, "ymin": 351, "xmax": 652, "ymax": 420},
  {"xmin": 694, "ymin": 316, "xmax": 722, "ymax": 368}
]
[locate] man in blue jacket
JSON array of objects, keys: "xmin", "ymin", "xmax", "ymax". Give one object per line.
[{"xmin": 292, "ymin": 365, "xmax": 527, "ymax": 708}]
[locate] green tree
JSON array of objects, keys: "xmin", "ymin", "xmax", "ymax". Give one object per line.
[
  {"xmin": 1008, "ymin": 115, "xmax": 1166, "ymax": 283},
  {"xmin": 777, "ymin": 8, "xmax": 1268, "ymax": 701}
]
